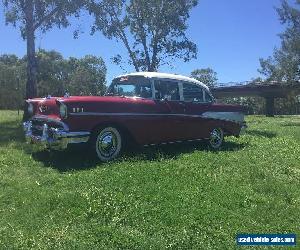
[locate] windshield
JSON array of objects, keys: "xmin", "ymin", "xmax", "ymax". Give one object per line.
[{"xmin": 105, "ymin": 76, "xmax": 152, "ymax": 98}]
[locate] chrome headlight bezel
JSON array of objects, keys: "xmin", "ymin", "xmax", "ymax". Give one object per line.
[{"xmin": 59, "ymin": 103, "xmax": 68, "ymax": 119}]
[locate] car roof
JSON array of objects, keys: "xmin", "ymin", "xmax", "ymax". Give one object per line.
[{"xmin": 115, "ymin": 72, "xmax": 209, "ymax": 90}]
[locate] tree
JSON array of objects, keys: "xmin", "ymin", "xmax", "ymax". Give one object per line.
[
  {"xmin": 258, "ymin": 0, "xmax": 300, "ymax": 115},
  {"xmin": 66, "ymin": 55, "xmax": 107, "ymax": 95},
  {"xmin": 0, "ymin": 50, "xmax": 107, "ymax": 110},
  {"xmin": 88, "ymin": 0, "xmax": 198, "ymax": 72},
  {"xmin": 259, "ymin": 0, "xmax": 300, "ymax": 82},
  {"xmin": 0, "ymin": 54, "xmax": 26, "ymax": 109},
  {"xmin": 191, "ymin": 68, "xmax": 218, "ymax": 88},
  {"xmin": 2, "ymin": 0, "xmax": 85, "ymax": 101},
  {"xmin": 35, "ymin": 49, "xmax": 67, "ymax": 97},
  {"xmin": 35, "ymin": 50, "xmax": 107, "ymax": 96}
]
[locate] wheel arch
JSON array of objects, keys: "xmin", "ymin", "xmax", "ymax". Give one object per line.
[{"xmin": 90, "ymin": 122, "xmax": 137, "ymax": 146}]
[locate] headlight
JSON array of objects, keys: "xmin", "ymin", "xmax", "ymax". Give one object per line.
[
  {"xmin": 59, "ymin": 103, "xmax": 68, "ymax": 119},
  {"xmin": 28, "ymin": 103, "xmax": 34, "ymax": 115}
]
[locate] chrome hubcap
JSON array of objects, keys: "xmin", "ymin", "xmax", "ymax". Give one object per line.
[
  {"xmin": 210, "ymin": 128, "xmax": 223, "ymax": 148},
  {"xmin": 98, "ymin": 131, "xmax": 117, "ymax": 157}
]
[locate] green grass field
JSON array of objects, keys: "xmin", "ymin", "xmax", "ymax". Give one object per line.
[{"xmin": 0, "ymin": 110, "xmax": 299, "ymax": 249}]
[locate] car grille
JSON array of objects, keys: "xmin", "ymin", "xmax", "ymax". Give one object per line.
[{"xmin": 31, "ymin": 120, "xmax": 64, "ymax": 137}]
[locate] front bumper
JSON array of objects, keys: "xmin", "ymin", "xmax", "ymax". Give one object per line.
[{"xmin": 23, "ymin": 120, "xmax": 90, "ymax": 150}]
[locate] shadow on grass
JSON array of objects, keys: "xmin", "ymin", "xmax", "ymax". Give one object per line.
[
  {"xmin": 126, "ymin": 140, "xmax": 248, "ymax": 161},
  {"xmin": 0, "ymin": 120, "xmax": 25, "ymax": 146},
  {"xmin": 0, "ymin": 117, "xmax": 248, "ymax": 172},
  {"xmin": 31, "ymin": 140, "xmax": 248, "ymax": 172},
  {"xmin": 31, "ymin": 146, "xmax": 99, "ymax": 172},
  {"xmin": 245, "ymin": 129, "xmax": 277, "ymax": 138}
]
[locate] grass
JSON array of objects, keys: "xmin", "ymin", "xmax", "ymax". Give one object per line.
[{"xmin": 0, "ymin": 110, "xmax": 299, "ymax": 249}]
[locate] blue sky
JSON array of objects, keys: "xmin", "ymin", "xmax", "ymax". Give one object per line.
[{"xmin": 0, "ymin": 0, "xmax": 286, "ymax": 84}]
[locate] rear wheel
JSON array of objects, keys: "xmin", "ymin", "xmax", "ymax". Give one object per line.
[
  {"xmin": 94, "ymin": 127, "xmax": 122, "ymax": 161},
  {"xmin": 208, "ymin": 128, "xmax": 224, "ymax": 149}
]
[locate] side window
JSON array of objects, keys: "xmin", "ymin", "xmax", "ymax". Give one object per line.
[
  {"xmin": 204, "ymin": 91, "xmax": 213, "ymax": 103},
  {"xmin": 154, "ymin": 80, "xmax": 180, "ymax": 101},
  {"xmin": 183, "ymin": 83, "xmax": 204, "ymax": 102}
]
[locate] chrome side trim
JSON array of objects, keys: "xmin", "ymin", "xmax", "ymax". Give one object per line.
[
  {"xmin": 69, "ymin": 111, "xmax": 245, "ymax": 124},
  {"xmin": 201, "ymin": 111, "xmax": 245, "ymax": 123},
  {"xmin": 70, "ymin": 112, "xmax": 187, "ymax": 117},
  {"xmin": 144, "ymin": 138, "xmax": 209, "ymax": 147}
]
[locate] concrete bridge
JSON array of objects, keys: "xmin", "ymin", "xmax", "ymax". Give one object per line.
[{"xmin": 211, "ymin": 82, "xmax": 300, "ymax": 116}]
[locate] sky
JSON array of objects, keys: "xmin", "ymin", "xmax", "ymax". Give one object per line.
[{"xmin": 0, "ymin": 0, "xmax": 286, "ymax": 84}]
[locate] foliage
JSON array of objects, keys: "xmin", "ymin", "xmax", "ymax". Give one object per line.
[
  {"xmin": 0, "ymin": 111, "xmax": 300, "ymax": 248},
  {"xmin": 191, "ymin": 68, "xmax": 217, "ymax": 88},
  {"xmin": 0, "ymin": 55, "xmax": 26, "ymax": 109},
  {"xmin": 66, "ymin": 55, "xmax": 107, "ymax": 96},
  {"xmin": 35, "ymin": 50, "xmax": 107, "ymax": 96},
  {"xmin": 3, "ymin": 0, "xmax": 84, "ymax": 38},
  {"xmin": 2, "ymin": 0, "xmax": 86, "ymax": 99},
  {"xmin": 0, "ymin": 50, "xmax": 107, "ymax": 109},
  {"xmin": 218, "ymin": 96, "xmax": 266, "ymax": 115},
  {"xmin": 88, "ymin": 0, "xmax": 198, "ymax": 71},
  {"xmin": 259, "ymin": 0, "xmax": 300, "ymax": 82},
  {"xmin": 257, "ymin": 0, "xmax": 300, "ymax": 115}
]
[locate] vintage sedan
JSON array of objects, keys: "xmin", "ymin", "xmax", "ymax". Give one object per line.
[{"xmin": 23, "ymin": 72, "xmax": 247, "ymax": 161}]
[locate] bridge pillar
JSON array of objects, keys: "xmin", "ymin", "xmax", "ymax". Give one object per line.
[{"xmin": 265, "ymin": 97, "xmax": 275, "ymax": 117}]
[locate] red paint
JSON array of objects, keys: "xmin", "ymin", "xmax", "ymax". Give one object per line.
[{"xmin": 27, "ymin": 95, "xmax": 245, "ymax": 145}]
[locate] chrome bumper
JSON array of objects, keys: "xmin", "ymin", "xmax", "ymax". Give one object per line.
[{"xmin": 23, "ymin": 120, "xmax": 90, "ymax": 150}]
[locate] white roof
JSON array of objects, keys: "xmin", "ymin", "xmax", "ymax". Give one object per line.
[{"xmin": 116, "ymin": 72, "xmax": 209, "ymax": 90}]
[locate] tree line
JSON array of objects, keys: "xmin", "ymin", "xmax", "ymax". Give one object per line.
[
  {"xmin": 2, "ymin": 0, "xmax": 198, "ymax": 102},
  {"xmin": 0, "ymin": 0, "xmax": 299, "ymax": 114},
  {"xmin": 193, "ymin": 0, "xmax": 300, "ymax": 115},
  {"xmin": 0, "ymin": 50, "xmax": 106, "ymax": 109}
]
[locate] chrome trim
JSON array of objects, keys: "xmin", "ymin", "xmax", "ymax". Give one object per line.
[
  {"xmin": 23, "ymin": 120, "xmax": 90, "ymax": 150},
  {"xmin": 144, "ymin": 138, "xmax": 209, "ymax": 147},
  {"xmin": 151, "ymin": 79, "xmax": 156, "ymax": 99},
  {"xmin": 69, "ymin": 111, "xmax": 245, "ymax": 125},
  {"xmin": 31, "ymin": 115, "xmax": 69, "ymax": 130},
  {"xmin": 201, "ymin": 111, "xmax": 244, "ymax": 123},
  {"xmin": 97, "ymin": 131, "xmax": 118, "ymax": 157}
]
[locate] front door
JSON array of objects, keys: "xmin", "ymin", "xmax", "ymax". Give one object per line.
[{"xmin": 152, "ymin": 79, "xmax": 187, "ymax": 142}]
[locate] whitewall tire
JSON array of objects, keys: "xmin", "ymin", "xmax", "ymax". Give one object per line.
[
  {"xmin": 208, "ymin": 128, "xmax": 224, "ymax": 149},
  {"xmin": 95, "ymin": 127, "xmax": 122, "ymax": 161}
]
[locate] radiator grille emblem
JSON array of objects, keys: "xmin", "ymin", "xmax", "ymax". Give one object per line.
[{"xmin": 39, "ymin": 105, "xmax": 48, "ymax": 113}]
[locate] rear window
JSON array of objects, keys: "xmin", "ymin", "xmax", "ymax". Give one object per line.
[{"xmin": 183, "ymin": 83, "xmax": 204, "ymax": 102}]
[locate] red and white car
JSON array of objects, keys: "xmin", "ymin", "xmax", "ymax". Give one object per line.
[{"xmin": 23, "ymin": 72, "xmax": 247, "ymax": 161}]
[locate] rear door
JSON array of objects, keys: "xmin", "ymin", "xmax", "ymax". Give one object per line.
[{"xmin": 181, "ymin": 82, "xmax": 214, "ymax": 139}]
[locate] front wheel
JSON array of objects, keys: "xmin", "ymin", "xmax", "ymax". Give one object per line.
[
  {"xmin": 208, "ymin": 128, "xmax": 224, "ymax": 149},
  {"xmin": 94, "ymin": 127, "xmax": 122, "ymax": 161}
]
